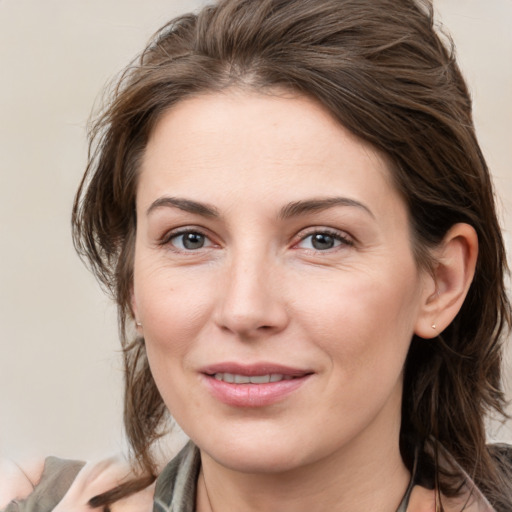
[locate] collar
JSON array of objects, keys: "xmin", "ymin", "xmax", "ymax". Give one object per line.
[{"xmin": 153, "ymin": 442, "xmax": 416, "ymax": 512}]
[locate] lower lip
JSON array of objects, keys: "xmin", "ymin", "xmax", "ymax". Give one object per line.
[{"xmin": 203, "ymin": 375, "xmax": 311, "ymax": 407}]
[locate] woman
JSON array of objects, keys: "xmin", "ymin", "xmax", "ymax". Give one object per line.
[{"xmin": 2, "ymin": 0, "xmax": 511, "ymax": 510}]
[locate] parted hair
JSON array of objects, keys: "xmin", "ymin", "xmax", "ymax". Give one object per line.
[{"xmin": 72, "ymin": 0, "xmax": 512, "ymax": 509}]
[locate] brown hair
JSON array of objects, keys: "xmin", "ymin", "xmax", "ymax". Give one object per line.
[{"xmin": 72, "ymin": 0, "xmax": 511, "ymax": 509}]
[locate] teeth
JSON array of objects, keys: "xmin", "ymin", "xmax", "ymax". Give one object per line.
[
  {"xmin": 250, "ymin": 375, "xmax": 270, "ymax": 384},
  {"xmin": 213, "ymin": 373, "xmax": 293, "ymax": 383}
]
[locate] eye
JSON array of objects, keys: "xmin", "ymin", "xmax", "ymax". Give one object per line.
[
  {"xmin": 168, "ymin": 230, "xmax": 213, "ymax": 251},
  {"xmin": 296, "ymin": 231, "xmax": 352, "ymax": 251}
]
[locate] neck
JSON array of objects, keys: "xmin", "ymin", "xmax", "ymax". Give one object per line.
[{"xmin": 196, "ymin": 425, "xmax": 410, "ymax": 512}]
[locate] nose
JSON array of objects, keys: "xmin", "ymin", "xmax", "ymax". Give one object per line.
[{"xmin": 214, "ymin": 251, "xmax": 289, "ymax": 339}]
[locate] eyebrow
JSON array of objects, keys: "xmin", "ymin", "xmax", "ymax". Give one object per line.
[
  {"xmin": 147, "ymin": 197, "xmax": 220, "ymax": 217},
  {"xmin": 146, "ymin": 195, "xmax": 374, "ymax": 220},
  {"xmin": 279, "ymin": 197, "xmax": 374, "ymax": 219}
]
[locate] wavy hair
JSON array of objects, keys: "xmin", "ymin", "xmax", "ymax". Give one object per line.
[{"xmin": 72, "ymin": 0, "xmax": 511, "ymax": 509}]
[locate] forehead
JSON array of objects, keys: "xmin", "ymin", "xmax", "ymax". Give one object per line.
[{"xmin": 138, "ymin": 90, "xmax": 403, "ymax": 217}]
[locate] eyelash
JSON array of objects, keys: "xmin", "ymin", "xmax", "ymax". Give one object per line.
[
  {"xmin": 160, "ymin": 227, "xmax": 353, "ymax": 253},
  {"xmin": 294, "ymin": 229, "xmax": 354, "ymax": 252},
  {"xmin": 160, "ymin": 228, "xmax": 214, "ymax": 252}
]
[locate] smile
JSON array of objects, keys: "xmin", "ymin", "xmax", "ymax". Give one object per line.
[
  {"xmin": 213, "ymin": 373, "xmax": 295, "ymax": 384},
  {"xmin": 201, "ymin": 363, "xmax": 313, "ymax": 407}
]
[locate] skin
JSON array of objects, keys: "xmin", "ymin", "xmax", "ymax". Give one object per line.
[{"xmin": 132, "ymin": 90, "xmax": 477, "ymax": 512}]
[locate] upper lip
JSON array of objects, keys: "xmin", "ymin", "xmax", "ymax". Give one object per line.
[{"xmin": 200, "ymin": 362, "xmax": 313, "ymax": 377}]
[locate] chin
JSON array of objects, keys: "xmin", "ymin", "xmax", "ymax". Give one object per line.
[
  {"xmin": 205, "ymin": 443, "xmax": 308, "ymax": 474},
  {"xmin": 188, "ymin": 422, "xmax": 336, "ymax": 475}
]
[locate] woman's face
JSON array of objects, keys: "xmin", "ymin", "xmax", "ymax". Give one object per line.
[{"xmin": 133, "ymin": 91, "xmax": 431, "ymax": 474}]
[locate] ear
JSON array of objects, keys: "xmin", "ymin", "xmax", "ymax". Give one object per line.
[
  {"xmin": 131, "ymin": 288, "xmax": 143, "ymax": 334},
  {"xmin": 414, "ymin": 223, "xmax": 478, "ymax": 339}
]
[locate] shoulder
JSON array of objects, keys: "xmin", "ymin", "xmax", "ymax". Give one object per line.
[
  {"xmin": 0, "ymin": 458, "xmax": 46, "ymax": 507},
  {"xmin": 0, "ymin": 456, "xmax": 86, "ymax": 511},
  {"xmin": 0, "ymin": 455, "xmax": 154, "ymax": 512}
]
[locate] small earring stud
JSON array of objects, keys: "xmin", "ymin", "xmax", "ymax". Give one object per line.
[
  {"xmin": 136, "ymin": 321, "xmax": 142, "ymax": 327},
  {"xmin": 431, "ymin": 324, "xmax": 436, "ymax": 330}
]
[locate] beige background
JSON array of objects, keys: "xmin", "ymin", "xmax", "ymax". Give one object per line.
[{"xmin": 1, "ymin": 0, "xmax": 511, "ymax": 462}]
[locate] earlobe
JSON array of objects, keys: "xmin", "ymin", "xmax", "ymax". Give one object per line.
[
  {"xmin": 414, "ymin": 223, "xmax": 478, "ymax": 339},
  {"xmin": 131, "ymin": 289, "xmax": 143, "ymax": 332}
]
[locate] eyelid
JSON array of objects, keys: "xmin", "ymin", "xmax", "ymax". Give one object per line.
[
  {"xmin": 159, "ymin": 226, "xmax": 216, "ymax": 249},
  {"xmin": 157, "ymin": 225, "xmax": 353, "ymax": 252},
  {"xmin": 293, "ymin": 227, "xmax": 354, "ymax": 250}
]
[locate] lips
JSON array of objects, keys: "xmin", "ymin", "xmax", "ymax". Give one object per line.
[
  {"xmin": 200, "ymin": 362, "xmax": 313, "ymax": 407},
  {"xmin": 213, "ymin": 373, "xmax": 295, "ymax": 383}
]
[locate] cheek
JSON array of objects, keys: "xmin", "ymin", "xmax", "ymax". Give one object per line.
[
  {"xmin": 291, "ymin": 262, "xmax": 421, "ymax": 375},
  {"xmin": 134, "ymin": 261, "xmax": 216, "ymax": 358},
  {"xmin": 135, "ymin": 266, "xmax": 214, "ymax": 417}
]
